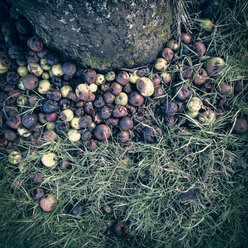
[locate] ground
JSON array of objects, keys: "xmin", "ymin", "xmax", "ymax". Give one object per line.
[{"xmin": 0, "ymin": 0, "xmax": 248, "ymax": 248}]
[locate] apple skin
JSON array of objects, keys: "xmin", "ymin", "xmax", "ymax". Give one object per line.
[
  {"xmin": 175, "ymin": 84, "xmax": 192, "ymax": 101},
  {"xmin": 75, "ymin": 84, "xmax": 90, "ymax": 101},
  {"xmin": 8, "ymin": 151, "xmax": 22, "ymax": 164},
  {"xmin": 68, "ymin": 129, "xmax": 81, "ymax": 142},
  {"xmin": 194, "ymin": 68, "xmax": 208, "ymax": 85},
  {"xmin": 181, "ymin": 33, "xmax": 191, "ymax": 44},
  {"xmin": 40, "ymin": 194, "xmax": 57, "ymax": 212},
  {"xmin": 194, "ymin": 42, "xmax": 206, "ymax": 57},
  {"xmin": 38, "ymin": 80, "xmax": 51, "ymax": 94},
  {"xmin": 187, "ymin": 97, "xmax": 203, "ymax": 112},
  {"xmin": 161, "ymin": 48, "xmax": 174, "ymax": 61},
  {"xmin": 115, "ymin": 92, "xmax": 128, "ymax": 106},
  {"xmin": 154, "ymin": 58, "xmax": 168, "ymax": 72},
  {"xmin": 200, "ymin": 18, "xmax": 214, "ymax": 32},
  {"xmin": 161, "ymin": 72, "xmax": 172, "ymax": 84},
  {"xmin": 233, "ymin": 118, "xmax": 248, "ymax": 134},
  {"xmin": 136, "ymin": 77, "xmax": 154, "ymax": 97},
  {"xmin": 129, "ymin": 70, "xmax": 140, "ymax": 84},
  {"xmin": 206, "ymin": 57, "xmax": 225, "ymax": 76},
  {"xmin": 218, "ymin": 83, "xmax": 233, "ymax": 95},
  {"xmin": 41, "ymin": 152, "xmax": 57, "ymax": 167},
  {"xmin": 186, "ymin": 110, "xmax": 199, "ymax": 118},
  {"xmin": 52, "ymin": 64, "xmax": 64, "ymax": 76},
  {"xmin": 199, "ymin": 110, "xmax": 216, "ymax": 125},
  {"xmin": 61, "ymin": 109, "xmax": 74, "ymax": 122},
  {"xmin": 46, "ymin": 113, "xmax": 57, "ymax": 122},
  {"xmin": 167, "ymin": 40, "xmax": 179, "ymax": 51},
  {"xmin": 60, "ymin": 85, "xmax": 73, "ymax": 98},
  {"xmin": 105, "ymin": 71, "xmax": 115, "ymax": 81}
]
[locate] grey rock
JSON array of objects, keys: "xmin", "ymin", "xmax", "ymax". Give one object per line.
[{"xmin": 10, "ymin": 0, "xmax": 172, "ymax": 71}]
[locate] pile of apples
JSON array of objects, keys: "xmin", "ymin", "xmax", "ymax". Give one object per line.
[{"xmin": 1, "ymin": 0, "xmax": 247, "ymax": 214}]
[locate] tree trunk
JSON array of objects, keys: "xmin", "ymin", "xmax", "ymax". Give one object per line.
[{"xmin": 10, "ymin": 0, "xmax": 172, "ymax": 71}]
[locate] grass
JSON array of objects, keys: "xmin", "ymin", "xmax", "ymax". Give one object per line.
[{"xmin": 1, "ymin": 0, "xmax": 248, "ymax": 247}]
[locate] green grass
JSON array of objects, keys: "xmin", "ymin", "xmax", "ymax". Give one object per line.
[{"xmin": 1, "ymin": 0, "xmax": 248, "ymax": 247}]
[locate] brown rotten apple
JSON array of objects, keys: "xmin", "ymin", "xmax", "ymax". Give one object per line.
[
  {"xmin": 199, "ymin": 110, "xmax": 216, "ymax": 125},
  {"xmin": 218, "ymin": 83, "xmax": 233, "ymax": 95},
  {"xmin": 194, "ymin": 68, "xmax": 208, "ymax": 85},
  {"xmin": 161, "ymin": 48, "xmax": 174, "ymax": 61},
  {"xmin": 167, "ymin": 40, "xmax": 179, "ymax": 51},
  {"xmin": 22, "ymin": 74, "xmax": 38, "ymax": 90},
  {"xmin": 119, "ymin": 117, "xmax": 133, "ymax": 131},
  {"xmin": 116, "ymin": 71, "xmax": 129, "ymax": 85},
  {"xmin": 233, "ymin": 118, "xmax": 247, "ymax": 134},
  {"xmin": 143, "ymin": 125, "xmax": 163, "ymax": 144},
  {"xmin": 181, "ymin": 33, "xmax": 191, "ymax": 44},
  {"xmin": 7, "ymin": 113, "xmax": 21, "ymax": 129},
  {"xmin": 94, "ymin": 124, "xmax": 111, "ymax": 141},
  {"xmin": 175, "ymin": 84, "xmax": 191, "ymax": 101},
  {"xmin": 194, "ymin": 42, "xmax": 206, "ymax": 57}
]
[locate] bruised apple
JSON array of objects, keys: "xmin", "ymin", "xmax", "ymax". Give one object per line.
[
  {"xmin": 40, "ymin": 193, "xmax": 57, "ymax": 212},
  {"xmin": 206, "ymin": 57, "xmax": 225, "ymax": 76},
  {"xmin": 136, "ymin": 77, "xmax": 154, "ymax": 97}
]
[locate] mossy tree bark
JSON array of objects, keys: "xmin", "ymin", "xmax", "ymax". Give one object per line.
[{"xmin": 10, "ymin": 0, "xmax": 172, "ymax": 71}]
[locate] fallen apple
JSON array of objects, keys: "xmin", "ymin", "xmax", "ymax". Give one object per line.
[
  {"xmin": 40, "ymin": 193, "xmax": 57, "ymax": 212},
  {"xmin": 41, "ymin": 152, "xmax": 57, "ymax": 167}
]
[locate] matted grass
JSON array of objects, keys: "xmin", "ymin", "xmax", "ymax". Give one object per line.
[{"xmin": 0, "ymin": 0, "xmax": 248, "ymax": 247}]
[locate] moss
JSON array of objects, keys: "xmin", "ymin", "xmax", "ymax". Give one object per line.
[
  {"xmin": 139, "ymin": 0, "xmax": 172, "ymax": 41},
  {"xmin": 84, "ymin": 54, "xmax": 112, "ymax": 70}
]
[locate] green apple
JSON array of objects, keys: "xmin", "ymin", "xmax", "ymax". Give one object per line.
[
  {"xmin": 17, "ymin": 66, "xmax": 28, "ymax": 77},
  {"xmin": 49, "ymin": 69, "xmax": 54, "ymax": 78},
  {"xmin": 38, "ymin": 80, "xmax": 51, "ymax": 94},
  {"xmin": 187, "ymin": 97, "xmax": 203, "ymax": 112},
  {"xmin": 61, "ymin": 109, "xmax": 74, "ymax": 122},
  {"xmin": 52, "ymin": 64, "xmax": 64, "ymax": 76},
  {"xmin": 28, "ymin": 63, "xmax": 43, "ymax": 76},
  {"xmin": 0, "ymin": 51, "xmax": 11, "ymax": 74},
  {"xmin": 115, "ymin": 92, "xmax": 128, "ymax": 105},
  {"xmin": 68, "ymin": 129, "xmax": 81, "ymax": 142},
  {"xmin": 18, "ymin": 77, "xmax": 25, "ymax": 90},
  {"xmin": 71, "ymin": 117, "xmax": 81, "ymax": 129},
  {"xmin": 155, "ymin": 58, "xmax": 168, "ymax": 72},
  {"xmin": 199, "ymin": 18, "xmax": 214, "ymax": 32},
  {"xmin": 46, "ymin": 122, "xmax": 55, "ymax": 130},
  {"xmin": 96, "ymin": 74, "xmax": 105, "ymax": 85},
  {"xmin": 40, "ymin": 59, "xmax": 51, "ymax": 71},
  {"xmin": 89, "ymin": 83, "xmax": 98, "ymax": 93},
  {"xmin": 17, "ymin": 127, "xmax": 31, "ymax": 137},
  {"xmin": 129, "ymin": 70, "xmax": 140, "ymax": 84},
  {"xmin": 136, "ymin": 77, "xmax": 154, "ymax": 97},
  {"xmin": 105, "ymin": 71, "xmax": 116, "ymax": 81},
  {"xmin": 17, "ymin": 95, "xmax": 27, "ymax": 106},
  {"xmin": 9, "ymin": 151, "xmax": 22, "ymax": 164},
  {"xmin": 41, "ymin": 152, "xmax": 57, "ymax": 167},
  {"xmin": 60, "ymin": 85, "xmax": 73, "ymax": 98},
  {"xmin": 186, "ymin": 110, "xmax": 199, "ymax": 118},
  {"xmin": 206, "ymin": 57, "xmax": 225, "ymax": 76},
  {"xmin": 199, "ymin": 110, "xmax": 216, "ymax": 125},
  {"xmin": 42, "ymin": 72, "xmax": 50, "ymax": 80}
]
